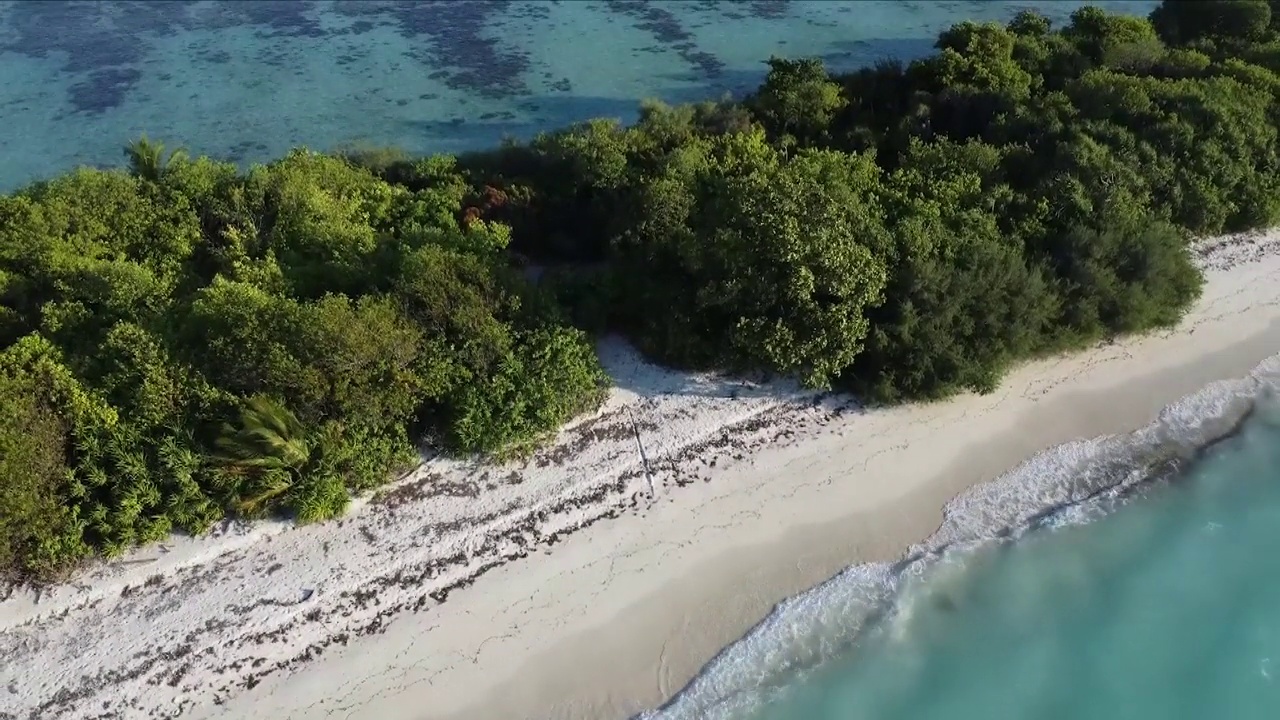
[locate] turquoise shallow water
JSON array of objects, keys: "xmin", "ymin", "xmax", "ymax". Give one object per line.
[
  {"xmin": 751, "ymin": 400, "xmax": 1280, "ymax": 720},
  {"xmin": 644, "ymin": 360, "xmax": 1280, "ymax": 720},
  {"xmin": 0, "ymin": 0, "xmax": 1156, "ymax": 191}
]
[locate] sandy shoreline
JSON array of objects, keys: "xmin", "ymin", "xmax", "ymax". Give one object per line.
[{"xmin": 3, "ymin": 231, "xmax": 1280, "ymax": 720}]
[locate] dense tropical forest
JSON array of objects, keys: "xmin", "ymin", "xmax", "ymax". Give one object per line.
[{"xmin": 3, "ymin": 0, "xmax": 1280, "ymax": 582}]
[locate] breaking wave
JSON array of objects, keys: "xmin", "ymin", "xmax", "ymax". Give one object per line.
[{"xmin": 637, "ymin": 354, "xmax": 1280, "ymax": 720}]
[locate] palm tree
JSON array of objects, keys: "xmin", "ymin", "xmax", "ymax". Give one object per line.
[
  {"xmin": 212, "ymin": 396, "xmax": 311, "ymax": 516},
  {"xmin": 123, "ymin": 135, "xmax": 188, "ymax": 182}
]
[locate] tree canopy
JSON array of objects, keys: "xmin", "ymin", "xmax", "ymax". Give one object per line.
[
  {"xmin": 0, "ymin": 147, "xmax": 606, "ymax": 581},
  {"xmin": 3, "ymin": 0, "xmax": 1275, "ymax": 582}
]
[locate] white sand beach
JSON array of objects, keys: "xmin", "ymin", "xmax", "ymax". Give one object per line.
[{"xmin": 3, "ymin": 230, "xmax": 1280, "ymax": 720}]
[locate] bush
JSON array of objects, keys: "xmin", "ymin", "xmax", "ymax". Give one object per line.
[
  {"xmin": 0, "ymin": 371, "xmax": 83, "ymax": 580},
  {"xmin": 2, "ymin": 0, "xmax": 1273, "ymax": 581}
]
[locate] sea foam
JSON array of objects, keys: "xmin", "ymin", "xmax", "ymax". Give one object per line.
[{"xmin": 639, "ymin": 354, "xmax": 1280, "ymax": 720}]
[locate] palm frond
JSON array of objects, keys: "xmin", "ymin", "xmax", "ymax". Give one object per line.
[
  {"xmin": 233, "ymin": 471, "xmax": 293, "ymax": 517},
  {"xmin": 123, "ymin": 135, "xmax": 188, "ymax": 181},
  {"xmin": 212, "ymin": 395, "xmax": 310, "ymax": 469},
  {"xmin": 210, "ymin": 395, "xmax": 314, "ymax": 516}
]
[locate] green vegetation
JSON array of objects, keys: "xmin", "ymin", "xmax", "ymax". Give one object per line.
[
  {"xmin": 0, "ymin": 150, "xmax": 607, "ymax": 581},
  {"xmin": 2, "ymin": 0, "xmax": 1278, "ymax": 582}
]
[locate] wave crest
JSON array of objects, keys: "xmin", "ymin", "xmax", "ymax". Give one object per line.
[{"xmin": 638, "ymin": 354, "xmax": 1280, "ymax": 720}]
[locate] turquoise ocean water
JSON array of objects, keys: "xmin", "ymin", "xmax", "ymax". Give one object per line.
[
  {"xmin": 16, "ymin": 4, "xmax": 1272, "ymax": 720},
  {"xmin": 643, "ymin": 359, "xmax": 1280, "ymax": 720},
  {"xmin": 0, "ymin": 0, "xmax": 1154, "ymax": 192}
]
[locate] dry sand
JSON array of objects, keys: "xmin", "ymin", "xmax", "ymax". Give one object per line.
[{"xmin": 2, "ymin": 230, "xmax": 1280, "ymax": 720}]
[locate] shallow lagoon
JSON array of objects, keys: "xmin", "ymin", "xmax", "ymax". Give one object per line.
[{"xmin": 0, "ymin": 0, "xmax": 1155, "ymax": 190}]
